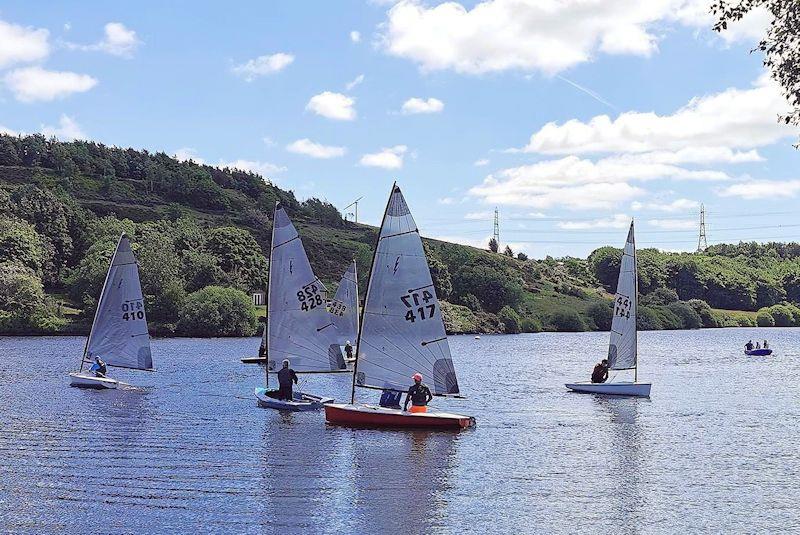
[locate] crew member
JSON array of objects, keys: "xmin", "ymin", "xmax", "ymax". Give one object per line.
[
  {"xmin": 344, "ymin": 341, "xmax": 353, "ymax": 360},
  {"xmin": 91, "ymin": 356, "xmax": 107, "ymax": 378},
  {"xmin": 745, "ymin": 340, "xmax": 754, "ymax": 351},
  {"xmin": 277, "ymin": 359, "xmax": 298, "ymax": 401},
  {"xmin": 591, "ymin": 359, "xmax": 609, "ymax": 383},
  {"xmin": 403, "ymin": 373, "xmax": 433, "ymax": 413}
]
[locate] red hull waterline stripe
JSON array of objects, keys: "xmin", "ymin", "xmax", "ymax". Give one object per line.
[{"xmin": 324, "ymin": 405, "xmax": 475, "ymax": 429}]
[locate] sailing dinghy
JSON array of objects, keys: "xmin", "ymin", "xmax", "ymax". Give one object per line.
[
  {"xmin": 325, "ymin": 184, "xmax": 475, "ymax": 429},
  {"xmin": 254, "ymin": 203, "xmax": 348, "ymax": 411},
  {"xmin": 69, "ymin": 234, "xmax": 154, "ymax": 389},
  {"xmin": 565, "ymin": 222, "xmax": 651, "ymax": 397},
  {"xmin": 329, "ymin": 260, "xmax": 359, "ymax": 363}
]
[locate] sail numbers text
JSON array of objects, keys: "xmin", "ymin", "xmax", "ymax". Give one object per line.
[
  {"xmin": 401, "ymin": 290, "xmax": 436, "ymax": 323},
  {"xmin": 328, "ymin": 300, "xmax": 347, "ymax": 317},
  {"xmin": 297, "ymin": 283, "xmax": 324, "ymax": 311},
  {"xmin": 121, "ymin": 300, "xmax": 145, "ymax": 321},
  {"xmin": 614, "ymin": 295, "xmax": 631, "ymax": 319}
]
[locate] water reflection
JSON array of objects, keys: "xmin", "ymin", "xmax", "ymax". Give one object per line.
[{"xmin": 594, "ymin": 397, "xmax": 645, "ymax": 533}]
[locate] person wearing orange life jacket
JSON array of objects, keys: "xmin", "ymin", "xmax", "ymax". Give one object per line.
[{"xmin": 403, "ymin": 373, "xmax": 433, "ymax": 413}]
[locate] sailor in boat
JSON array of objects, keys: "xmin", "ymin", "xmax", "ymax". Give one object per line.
[
  {"xmin": 745, "ymin": 340, "xmax": 754, "ymax": 351},
  {"xmin": 591, "ymin": 359, "xmax": 609, "ymax": 384},
  {"xmin": 90, "ymin": 356, "xmax": 107, "ymax": 378},
  {"xmin": 403, "ymin": 373, "xmax": 433, "ymax": 413},
  {"xmin": 344, "ymin": 340, "xmax": 353, "ymax": 361},
  {"xmin": 277, "ymin": 359, "xmax": 299, "ymax": 401},
  {"xmin": 763, "ymin": 340, "xmax": 769, "ymax": 349}
]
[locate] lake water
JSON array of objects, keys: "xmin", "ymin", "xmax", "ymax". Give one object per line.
[{"xmin": 1, "ymin": 328, "xmax": 799, "ymax": 534}]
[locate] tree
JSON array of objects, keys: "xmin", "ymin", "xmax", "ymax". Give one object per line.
[
  {"xmin": 451, "ymin": 262, "xmax": 523, "ymax": 313},
  {"xmin": 549, "ymin": 310, "xmax": 586, "ymax": 332},
  {"xmin": 498, "ymin": 306, "xmax": 521, "ymax": 334},
  {"xmin": 202, "ymin": 227, "xmax": 268, "ymax": 292},
  {"xmin": 177, "ymin": 286, "xmax": 257, "ymax": 336},
  {"xmin": 488, "ymin": 237, "xmax": 498, "ymax": 253},
  {"xmin": 588, "ymin": 246, "xmax": 622, "ymax": 291},
  {"xmin": 641, "ymin": 287, "xmax": 679, "ymax": 307},
  {"xmin": 503, "ymin": 245, "xmax": 514, "ymax": 257},
  {"xmin": 0, "ymin": 217, "xmax": 45, "ymax": 275},
  {"xmin": 756, "ymin": 308, "xmax": 776, "ymax": 327},
  {"xmin": 587, "ymin": 301, "xmax": 613, "ymax": 331},
  {"xmin": 713, "ymin": 1, "xmax": 800, "ymax": 147},
  {"xmin": 516, "ymin": 252, "xmax": 528, "ymax": 261}
]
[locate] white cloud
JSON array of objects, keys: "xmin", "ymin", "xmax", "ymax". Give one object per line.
[
  {"xmin": 286, "ymin": 138, "xmax": 346, "ymax": 159},
  {"xmin": 523, "ymin": 76, "xmax": 794, "ymax": 155},
  {"xmin": 647, "ymin": 218, "xmax": 697, "ymax": 230},
  {"xmin": 174, "ymin": 147, "xmax": 204, "ymax": 163},
  {"xmin": 718, "ymin": 180, "xmax": 800, "ymax": 200},
  {"xmin": 359, "ymin": 145, "xmax": 407, "ymax": 169},
  {"xmin": 380, "ymin": 0, "xmax": 771, "ymax": 76},
  {"xmin": 350, "ymin": 31, "xmax": 362, "ymax": 43},
  {"xmin": 0, "ymin": 18, "xmax": 49, "ymax": 68},
  {"xmin": 41, "ymin": 115, "xmax": 86, "ymax": 141},
  {"xmin": 232, "ymin": 52, "xmax": 294, "ymax": 81},
  {"xmin": 474, "ymin": 158, "xmax": 490, "ymax": 167},
  {"xmin": 401, "ymin": 97, "xmax": 444, "ymax": 114},
  {"xmin": 262, "ymin": 137, "xmax": 275, "ymax": 147},
  {"xmin": 218, "ymin": 159, "xmax": 287, "ymax": 176},
  {"xmin": 346, "ymin": 74, "xmax": 365, "ymax": 91},
  {"xmin": 471, "ymin": 177, "xmax": 644, "ymax": 210},
  {"xmin": 464, "ymin": 211, "xmax": 494, "ymax": 220},
  {"xmin": 437, "ymin": 197, "xmax": 456, "ymax": 205},
  {"xmin": 4, "ymin": 66, "xmax": 97, "ymax": 102},
  {"xmin": 0, "ymin": 125, "xmax": 17, "ymax": 136},
  {"xmin": 632, "ymin": 198, "xmax": 699, "ymax": 212},
  {"xmin": 64, "ymin": 22, "xmax": 141, "ymax": 57},
  {"xmin": 306, "ymin": 91, "xmax": 356, "ymax": 121},
  {"xmin": 558, "ymin": 214, "xmax": 630, "ymax": 230}
]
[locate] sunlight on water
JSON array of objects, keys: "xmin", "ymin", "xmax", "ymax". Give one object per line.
[{"xmin": 1, "ymin": 329, "xmax": 798, "ymax": 533}]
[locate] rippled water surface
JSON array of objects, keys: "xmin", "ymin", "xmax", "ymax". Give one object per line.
[{"xmin": 1, "ymin": 328, "xmax": 799, "ymax": 533}]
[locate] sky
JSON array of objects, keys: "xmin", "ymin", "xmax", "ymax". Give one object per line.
[{"xmin": 0, "ymin": 0, "xmax": 798, "ymax": 258}]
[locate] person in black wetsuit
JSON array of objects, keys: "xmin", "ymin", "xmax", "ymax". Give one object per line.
[
  {"xmin": 344, "ymin": 341, "xmax": 353, "ymax": 360},
  {"xmin": 277, "ymin": 359, "xmax": 298, "ymax": 401},
  {"xmin": 745, "ymin": 340, "xmax": 754, "ymax": 351},
  {"xmin": 403, "ymin": 373, "xmax": 433, "ymax": 413},
  {"xmin": 92, "ymin": 356, "xmax": 107, "ymax": 378},
  {"xmin": 591, "ymin": 359, "xmax": 609, "ymax": 383}
]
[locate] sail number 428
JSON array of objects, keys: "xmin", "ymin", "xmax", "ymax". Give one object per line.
[
  {"xmin": 401, "ymin": 290, "xmax": 436, "ymax": 323},
  {"xmin": 297, "ymin": 283, "xmax": 324, "ymax": 311}
]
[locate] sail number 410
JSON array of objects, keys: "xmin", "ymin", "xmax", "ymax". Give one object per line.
[
  {"xmin": 401, "ymin": 290, "xmax": 436, "ymax": 323},
  {"xmin": 121, "ymin": 300, "xmax": 145, "ymax": 321}
]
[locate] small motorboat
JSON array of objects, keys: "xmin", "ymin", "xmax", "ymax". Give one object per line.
[
  {"xmin": 565, "ymin": 381, "xmax": 651, "ymax": 397},
  {"xmin": 325, "ymin": 403, "xmax": 475, "ymax": 429},
  {"xmin": 68, "ymin": 372, "xmax": 119, "ymax": 389},
  {"xmin": 254, "ymin": 387, "xmax": 332, "ymax": 411},
  {"xmin": 745, "ymin": 348, "xmax": 773, "ymax": 356}
]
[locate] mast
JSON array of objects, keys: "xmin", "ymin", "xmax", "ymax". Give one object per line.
[
  {"xmin": 265, "ymin": 202, "xmax": 279, "ymax": 389},
  {"xmin": 79, "ymin": 233, "xmax": 124, "ymax": 372},
  {"xmin": 350, "ymin": 182, "xmax": 396, "ymax": 404},
  {"xmin": 353, "ymin": 259, "xmax": 360, "ymax": 340}
]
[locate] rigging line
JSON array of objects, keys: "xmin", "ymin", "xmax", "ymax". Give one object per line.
[
  {"xmin": 382, "ymin": 318, "xmax": 451, "ymax": 382},
  {"xmin": 380, "ymin": 319, "xmax": 441, "ymax": 373}
]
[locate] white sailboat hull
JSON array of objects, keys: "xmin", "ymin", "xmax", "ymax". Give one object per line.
[
  {"xmin": 69, "ymin": 372, "xmax": 118, "ymax": 389},
  {"xmin": 565, "ymin": 381, "xmax": 651, "ymax": 397},
  {"xmin": 254, "ymin": 387, "xmax": 333, "ymax": 411}
]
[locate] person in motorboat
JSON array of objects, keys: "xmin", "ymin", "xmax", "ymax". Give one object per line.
[
  {"xmin": 344, "ymin": 340, "xmax": 353, "ymax": 361},
  {"xmin": 756, "ymin": 342, "xmax": 761, "ymax": 349},
  {"xmin": 90, "ymin": 356, "xmax": 107, "ymax": 378},
  {"xmin": 379, "ymin": 389, "xmax": 403, "ymax": 409},
  {"xmin": 591, "ymin": 359, "xmax": 609, "ymax": 383},
  {"xmin": 277, "ymin": 359, "xmax": 299, "ymax": 401},
  {"xmin": 745, "ymin": 340, "xmax": 754, "ymax": 351},
  {"xmin": 403, "ymin": 373, "xmax": 433, "ymax": 413},
  {"xmin": 763, "ymin": 340, "xmax": 769, "ymax": 349}
]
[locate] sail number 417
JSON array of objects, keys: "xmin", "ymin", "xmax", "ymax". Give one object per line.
[{"xmin": 401, "ymin": 290, "xmax": 436, "ymax": 323}]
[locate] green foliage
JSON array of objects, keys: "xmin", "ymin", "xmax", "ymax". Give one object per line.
[
  {"xmin": 783, "ymin": 270, "xmax": 800, "ymax": 303},
  {"xmin": 687, "ymin": 299, "xmax": 719, "ymax": 328},
  {"xmin": 301, "ymin": 198, "xmax": 343, "ymax": 227},
  {"xmin": 767, "ymin": 303, "xmax": 800, "ymax": 327},
  {"xmin": 637, "ymin": 306, "xmax": 664, "ymax": 331},
  {"xmin": 503, "ymin": 245, "xmax": 513, "ymax": 257},
  {"xmin": 756, "ymin": 308, "xmax": 775, "ymax": 327},
  {"xmin": 202, "ymin": 226, "xmax": 268, "ymax": 292},
  {"xmin": 424, "ymin": 243, "xmax": 452, "ymax": 299},
  {"xmin": 458, "ymin": 293, "xmax": 482, "ymax": 312},
  {"xmin": 516, "ymin": 252, "xmax": 528, "ymax": 261},
  {"xmin": 488, "ymin": 237, "xmax": 498, "ymax": 253},
  {"xmin": 549, "ymin": 310, "xmax": 586, "ymax": 332},
  {"xmin": 177, "ymin": 286, "xmax": 257, "ymax": 336},
  {"xmin": 451, "ymin": 260, "xmax": 523, "ymax": 313},
  {"xmin": 0, "ymin": 262, "xmax": 62, "ymax": 333},
  {"xmin": 588, "ymin": 247, "xmax": 621, "ymax": 291},
  {"xmin": 641, "ymin": 287, "xmax": 679, "ymax": 306},
  {"xmin": 520, "ymin": 316, "xmax": 542, "ymax": 333},
  {"xmin": 665, "ymin": 301, "xmax": 703, "ymax": 329},
  {"xmin": 586, "ymin": 301, "xmax": 612, "ymax": 331},
  {"xmin": 498, "ymin": 305, "xmax": 521, "ymax": 334},
  {"xmin": 0, "ymin": 217, "xmax": 44, "ymax": 274}
]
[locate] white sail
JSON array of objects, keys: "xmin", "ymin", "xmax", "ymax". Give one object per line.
[
  {"xmin": 267, "ymin": 204, "xmax": 347, "ymax": 373},
  {"xmin": 608, "ymin": 222, "xmax": 637, "ymax": 370},
  {"xmin": 355, "ymin": 185, "xmax": 460, "ymax": 396},
  {"xmin": 85, "ymin": 234, "xmax": 153, "ymax": 370},
  {"xmin": 329, "ymin": 260, "xmax": 358, "ymax": 344}
]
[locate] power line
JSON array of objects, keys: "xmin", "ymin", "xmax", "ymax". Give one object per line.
[{"xmin": 697, "ymin": 203, "xmax": 708, "ymax": 252}]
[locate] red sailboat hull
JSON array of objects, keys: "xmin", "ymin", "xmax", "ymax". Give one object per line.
[{"xmin": 325, "ymin": 403, "xmax": 475, "ymax": 430}]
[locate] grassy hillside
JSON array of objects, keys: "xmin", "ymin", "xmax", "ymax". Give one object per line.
[{"xmin": 1, "ymin": 133, "xmax": 799, "ymax": 337}]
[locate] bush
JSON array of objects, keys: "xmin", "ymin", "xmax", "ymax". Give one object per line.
[
  {"xmin": 520, "ymin": 317, "xmax": 542, "ymax": 333},
  {"xmin": 549, "ymin": 310, "xmax": 586, "ymax": 332},
  {"xmin": 177, "ymin": 285, "xmax": 257, "ymax": 336},
  {"xmin": 666, "ymin": 301, "xmax": 703, "ymax": 329},
  {"xmin": 458, "ymin": 293, "xmax": 482, "ymax": 312},
  {"xmin": 498, "ymin": 306, "xmax": 521, "ymax": 334},
  {"xmin": 641, "ymin": 287, "xmax": 679, "ymax": 307},
  {"xmin": 586, "ymin": 301, "xmax": 612, "ymax": 331},
  {"xmin": 756, "ymin": 308, "xmax": 775, "ymax": 327},
  {"xmin": 637, "ymin": 306, "xmax": 664, "ymax": 331},
  {"xmin": 768, "ymin": 304, "xmax": 795, "ymax": 327},
  {"xmin": 652, "ymin": 306, "xmax": 683, "ymax": 330},
  {"xmin": 452, "ymin": 262, "xmax": 524, "ymax": 313},
  {"xmin": 687, "ymin": 299, "xmax": 719, "ymax": 328}
]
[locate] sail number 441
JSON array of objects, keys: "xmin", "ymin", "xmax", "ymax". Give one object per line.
[
  {"xmin": 615, "ymin": 295, "xmax": 632, "ymax": 319},
  {"xmin": 401, "ymin": 290, "xmax": 436, "ymax": 323}
]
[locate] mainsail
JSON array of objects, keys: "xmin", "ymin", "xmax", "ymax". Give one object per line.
[
  {"xmin": 329, "ymin": 260, "xmax": 358, "ymax": 345},
  {"xmin": 267, "ymin": 204, "xmax": 347, "ymax": 373},
  {"xmin": 354, "ymin": 185, "xmax": 460, "ymax": 396},
  {"xmin": 85, "ymin": 234, "xmax": 153, "ymax": 370},
  {"xmin": 608, "ymin": 221, "xmax": 637, "ymax": 370}
]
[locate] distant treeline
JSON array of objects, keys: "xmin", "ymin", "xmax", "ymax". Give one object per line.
[{"xmin": 1, "ymin": 133, "xmax": 799, "ymax": 336}]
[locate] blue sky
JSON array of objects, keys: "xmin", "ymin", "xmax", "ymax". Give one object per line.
[{"xmin": 1, "ymin": 0, "xmax": 798, "ymax": 258}]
